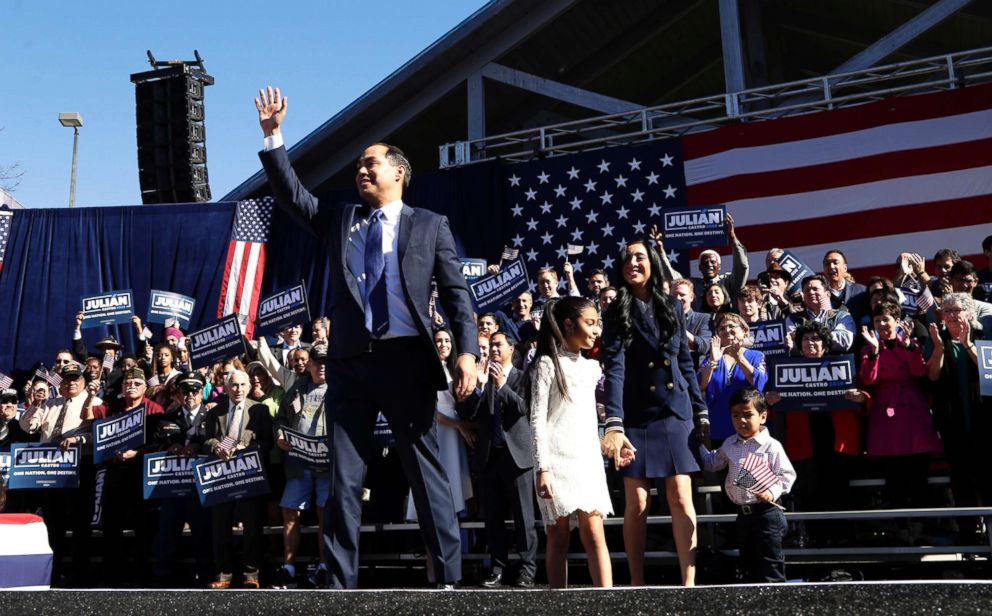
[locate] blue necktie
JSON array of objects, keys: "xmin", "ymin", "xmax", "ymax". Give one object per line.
[{"xmin": 364, "ymin": 209, "xmax": 389, "ymax": 337}]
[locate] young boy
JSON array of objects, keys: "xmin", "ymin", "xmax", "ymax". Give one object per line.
[{"xmin": 699, "ymin": 387, "xmax": 797, "ymax": 583}]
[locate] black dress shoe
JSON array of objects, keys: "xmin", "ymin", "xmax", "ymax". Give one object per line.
[
  {"xmin": 514, "ymin": 573, "xmax": 535, "ymax": 588},
  {"xmin": 481, "ymin": 571, "xmax": 503, "ymax": 588}
]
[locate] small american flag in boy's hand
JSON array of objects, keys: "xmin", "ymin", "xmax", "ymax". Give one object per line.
[{"xmin": 733, "ymin": 452, "xmax": 780, "ymax": 496}]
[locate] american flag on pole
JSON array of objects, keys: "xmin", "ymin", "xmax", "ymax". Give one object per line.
[
  {"xmin": 733, "ymin": 451, "xmax": 780, "ymax": 496},
  {"xmin": 0, "ymin": 209, "xmax": 12, "ymax": 275},
  {"xmin": 504, "ymin": 140, "xmax": 686, "ymax": 294},
  {"xmin": 220, "ymin": 435, "xmax": 237, "ymax": 452},
  {"xmin": 102, "ymin": 351, "xmax": 115, "ymax": 372},
  {"xmin": 683, "ymin": 83, "xmax": 992, "ymax": 282},
  {"xmin": 0, "ymin": 372, "xmax": 13, "ymax": 390},
  {"xmin": 500, "ymin": 246, "xmax": 519, "ymax": 261},
  {"xmin": 217, "ymin": 198, "xmax": 274, "ymax": 338}
]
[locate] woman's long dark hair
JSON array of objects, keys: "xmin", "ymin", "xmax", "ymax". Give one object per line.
[
  {"xmin": 603, "ymin": 237, "xmax": 678, "ymax": 347},
  {"xmin": 527, "ymin": 296, "xmax": 596, "ymax": 402},
  {"xmin": 432, "ymin": 326, "xmax": 458, "ymax": 390}
]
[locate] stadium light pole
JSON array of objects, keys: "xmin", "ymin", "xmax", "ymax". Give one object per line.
[{"xmin": 59, "ymin": 112, "xmax": 84, "ymax": 208}]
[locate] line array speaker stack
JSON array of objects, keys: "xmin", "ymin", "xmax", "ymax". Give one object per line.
[{"xmin": 130, "ymin": 51, "xmax": 214, "ymax": 204}]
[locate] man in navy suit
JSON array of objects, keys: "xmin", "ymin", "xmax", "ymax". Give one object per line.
[{"xmin": 254, "ymin": 86, "xmax": 479, "ymax": 589}]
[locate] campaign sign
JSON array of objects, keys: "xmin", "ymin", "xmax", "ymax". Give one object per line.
[
  {"xmin": 255, "ymin": 282, "xmax": 311, "ymax": 337},
  {"xmin": 80, "ymin": 290, "xmax": 134, "ymax": 328},
  {"xmin": 769, "ymin": 354, "xmax": 856, "ymax": 412},
  {"xmin": 469, "ymin": 257, "xmax": 530, "ymax": 313},
  {"xmin": 282, "ymin": 426, "xmax": 330, "ymax": 470},
  {"xmin": 749, "ymin": 320, "xmax": 787, "ymax": 357},
  {"xmin": 92, "ymin": 407, "xmax": 145, "ymax": 465},
  {"xmin": 775, "ymin": 250, "xmax": 817, "ymax": 296},
  {"xmin": 8, "ymin": 443, "xmax": 80, "ymax": 489},
  {"xmin": 0, "ymin": 448, "xmax": 10, "ymax": 483},
  {"xmin": 147, "ymin": 290, "xmax": 196, "ymax": 329},
  {"xmin": 898, "ymin": 288, "xmax": 921, "ymax": 317},
  {"xmin": 662, "ymin": 205, "xmax": 727, "ymax": 250},
  {"xmin": 188, "ymin": 314, "xmax": 247, "ymax": 369},
  {"xmin": 978, "ymin": 341, "xmax": 992, "ymax": 397},
  {"xmin": 143, "ymin": 452, "xmax": 203, "ymax": 499},
  {"xmin": 460, "ymin": 258, "xmax": 488, "ymax": 281},
  {"xmin": 193, "ymin": 448, "xmax": 270, "ymax": 507}
]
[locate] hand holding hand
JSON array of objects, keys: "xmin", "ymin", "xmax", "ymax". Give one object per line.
[
  {"xmin": 536, "ymin": 471, "xmax": 555, "ymax": 500},
  {"xmin": 601, "ymin": 431, "xmax": 636, "ymax": 470},
  {"xmin": 256, "ymin": 86, "xmax": 288, "ymax": 137},
  {"xmin": 453, "ymin": 354, "xmax": 478, "ymax": 402}
]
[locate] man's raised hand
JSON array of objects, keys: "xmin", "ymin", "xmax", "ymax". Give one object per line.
[{"xmin": 256, "ymin": 86, "xmax": 288, "ymax": 137}]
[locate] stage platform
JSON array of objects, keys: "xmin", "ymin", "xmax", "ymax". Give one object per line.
[{"xmin": 2, "ymin": 582, "xmax": 990, "ymax": 615}]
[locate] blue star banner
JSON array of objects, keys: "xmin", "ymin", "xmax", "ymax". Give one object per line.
[{"xmin": 503, "ymin": 139, "xmax": 687, "ymax": 292}]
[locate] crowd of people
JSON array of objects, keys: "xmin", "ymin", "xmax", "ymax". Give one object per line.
[
  {"xmin": 2, "ymin": 87, "xmax": 990, "ymax": 590},
  {"xmin": 1, "ymin": 227, "xmax": 989, "ymax": 589}
]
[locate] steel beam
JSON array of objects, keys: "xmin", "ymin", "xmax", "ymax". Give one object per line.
[
  {"xmin": 719, "ymin": 0, "xmax": 746, "ymax": 94},
  {"xmin": 480, "ymin": 63, "xmax": 641, "ymax": 115}
]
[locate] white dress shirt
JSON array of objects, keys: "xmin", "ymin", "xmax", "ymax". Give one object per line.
[{"xmin": 264, "ymin": 134, "xmax": 419, "ymax": 339}]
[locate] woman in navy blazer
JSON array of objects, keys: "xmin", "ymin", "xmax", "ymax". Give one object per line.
[{"xmin": 601, "ymin": 239, "xmax": 709, "ymax": 587}]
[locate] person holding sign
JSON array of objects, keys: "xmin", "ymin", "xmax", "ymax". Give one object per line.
[
  {"xmin": 924, "ymin": 293, "xmax": 991, "ymax": 542},
  {"xmin": 256, "ymin": 86, "xmax": 478, "ymax": 589},
  {"xmin": 654, "ymin": 214, "xmax": 750, "ymax": 310},
  {"xmin": 272, "ymin": 345, "xmax": 330, "ymax": 590},
  {"xmin": 201, "ymin": 369, "xmax": 273, "ymax": 589},
  {"xmin": 86, "ymin": 367, "xmax": 164, "ymax": 585},
  {"xmin": 860, "ymin": 301, "xmax": 940, "ymax": 510},
  {"xmin": 18, "ymin": 362, "xmax": 101, "ymax": 586},
  {"xmin": 785, "ymin": 275, "xmax": 856, "ymax": 354},
  {"xmin": 765, "ymin": 321, "xmax": 865, "ymax": 544},
  {"xmin": 600, "ymin": 238, "xmax": 708, "ymax": 587},
  {"xmin": 151, "ymin": 371, "xmax": 214, "ymax": 586}
]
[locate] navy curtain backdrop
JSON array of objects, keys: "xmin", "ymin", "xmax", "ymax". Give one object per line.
[{"xmin": 0, "ymin": 159, "xmax": 506, "ymax": 382}]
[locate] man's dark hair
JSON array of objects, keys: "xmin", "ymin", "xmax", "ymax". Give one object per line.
[
  {"xmin": 793, "ymin": 320, "xmax": 833, "ymax": 350},
  {"xmin": 588, "ymin": 269, "xmax": 607, "ymax": 280},
  {"xmin": 729, "ymin": 387, "xmax": 767, "ymax": 413},
  {"xmin": 371, "ymin": 142, "xmax": 412, "ymax": 188},
  {"xmin": 599, "ymin": 286, "xmax": 617, "ymax": 297},
  {"xmin": 823, "ymin": 249, "xmax": 848, "ymax": 265},
  {"xmin": 490, "ymin": 330, "xmax": 515, "ymax": 348},
  {"xmin": 311, "ymin": 316, "xmax": 330, "ymax": 330},
  {"xmin": 934, "ymin": 248, "xmax": 960, "ymax": 262},
  {"xmin": 983, "ymin": 235, "xmax": 992, "ymax": 252},
  {"xmin": 801, "ymin": 274, "xmax": 830, "ymax": 291},
  {"xmin": 950, "ymin": 260, "xmax": 977, "ymax": 278}
]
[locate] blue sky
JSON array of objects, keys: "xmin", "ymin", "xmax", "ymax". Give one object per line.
[{"xmin": 2, "ymin": 0, "xmax": 489, "ymax": 208}]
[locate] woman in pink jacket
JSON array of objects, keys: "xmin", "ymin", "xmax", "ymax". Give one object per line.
[{"xmin": 859, "ymin": 300, "xmax": 941, "ymax": 509}]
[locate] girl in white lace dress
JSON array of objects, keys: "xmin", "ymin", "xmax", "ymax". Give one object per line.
[{"xmin": 529, "ymin": 296, "xmax": 613, "ymax": 588}]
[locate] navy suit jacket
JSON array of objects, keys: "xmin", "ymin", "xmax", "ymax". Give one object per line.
[
  {"xmin": 602, "ymin": 298, "xmax": 708, "ymax": 429},
  {"xmin": 460, "ymin": 365, "xmax": 532, "ymax": 473},
  {"xmin": 259, "ymin": 146, "xmax": 479, "ymax": 391}
]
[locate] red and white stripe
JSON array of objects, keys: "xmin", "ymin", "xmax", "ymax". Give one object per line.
[
  {"xmin": 682, "ymin": 83, "xmax": 992, "ymax": 282},
  {"xmin": 218, "ymin": 240, "xmax": 267, "ymax": 338},
  {"xmin": 741, "ymin": 452, "xmax": 778, "ymax": 494}
]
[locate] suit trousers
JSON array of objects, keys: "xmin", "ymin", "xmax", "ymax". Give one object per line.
[
  {"xmin": 480, "ymin": 446, "xmax": 537, "ymax": 578},
  {"xmin": 211, "ymin": 495, "xmax": 265, "ymax": 575},
  {"xmin": 323, "ymin": 339, "xmax": 461, "ymax": 588}
]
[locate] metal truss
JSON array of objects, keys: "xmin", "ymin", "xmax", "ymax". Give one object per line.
[{"xmin": 439, "ymin": 45, "xmax": 992, "ymax": 169}]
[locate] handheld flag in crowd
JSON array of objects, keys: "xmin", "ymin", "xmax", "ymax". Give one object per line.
[
  {"xmin": 220, "ymin": 435, "xmax": 237, "ymax": 453},
  {"xmin": 733, "ymin": 452, "xmax": 783, "ymax": 510},
  {"xmin": 0, "ymin": 373, "xmax": 12, "ymax": 391},
  {"xmin": 500, "ymin": 246, "xmax": 519, "ymax": 261},
  {"xmin": 33, "ymin": 368, "xmax": 61, "ymax": 389},
  {"xmin": 566, "ymin": 244, "xmax": 584, "ymax": 257},
  {"xmin": 102, "ymin": 351, "xmax": 115, "ymax": 373},
  {"xmin": 146, "ymin": 375, "xmax": 160, "ymax": 388}
]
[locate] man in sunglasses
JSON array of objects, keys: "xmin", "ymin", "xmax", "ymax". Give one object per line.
[{"xmin": 151, "ymin": 371, "xmax": 213, "ymax": 587}]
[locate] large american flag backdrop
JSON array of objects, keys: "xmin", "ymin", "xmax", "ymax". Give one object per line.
[{"xmin": 503, "ymin": 84, "xmax": 992, "ymax": 286}]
